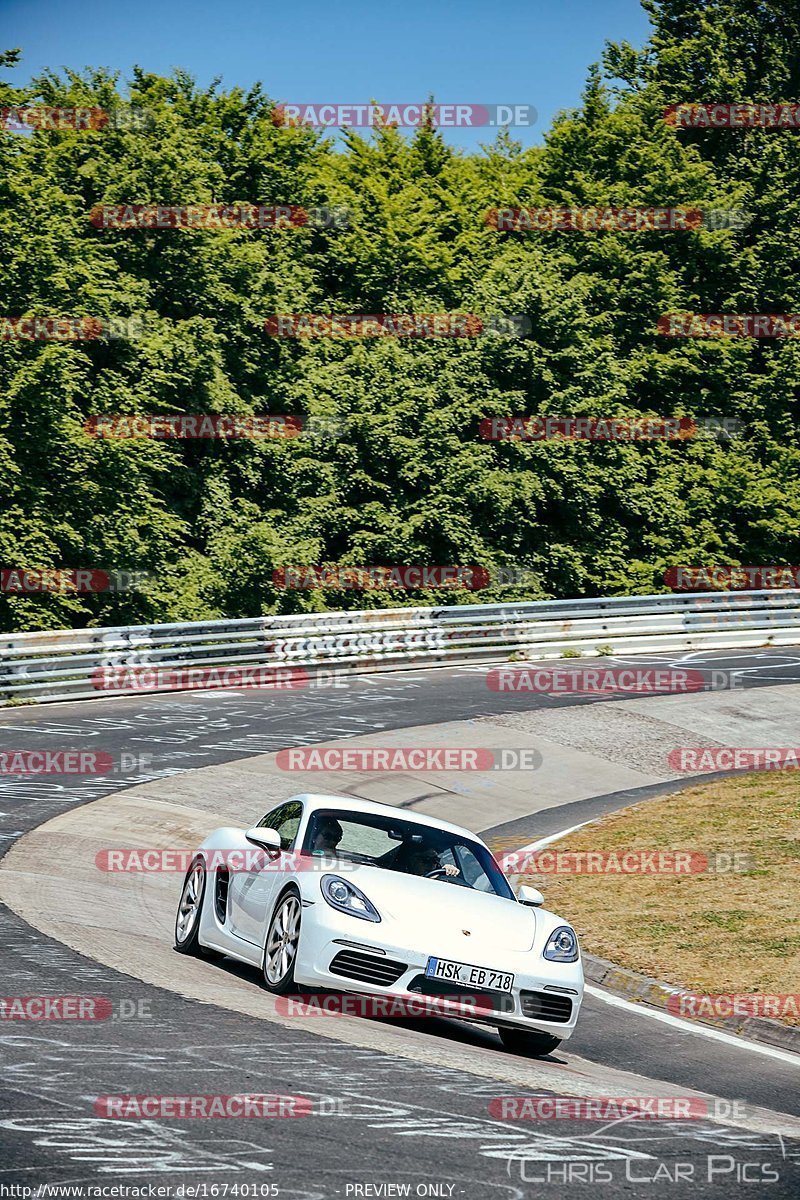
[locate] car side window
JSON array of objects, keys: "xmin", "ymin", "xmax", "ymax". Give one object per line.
[
  {"xmin": 257, "ymin": 801, "xmax": 303, "ymax": 850},
  {"xmin": 454, "ymin": 844, "xmax": 493, "ymax": 891}
]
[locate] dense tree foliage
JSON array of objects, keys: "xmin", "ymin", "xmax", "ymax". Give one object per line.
[{"xmin": 0, "ymin": 1, "xmax": 798, "ymax": 631}]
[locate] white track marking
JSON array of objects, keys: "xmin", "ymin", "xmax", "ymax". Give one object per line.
[{"xmin": 513, "ymin": 822, "xmax": 592, "ymax": 854}]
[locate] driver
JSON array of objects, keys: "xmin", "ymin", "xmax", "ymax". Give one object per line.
[
  {"xmin": 397, "ymin": 842, "xmax": 459, "ymax": 878},
  {"xmin": 310, "ymin": 816, "xmax": 343, "ymax": 856}
]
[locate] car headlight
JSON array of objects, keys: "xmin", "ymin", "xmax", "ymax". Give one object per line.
[
  {"xmin": 321, "ymin": 875, "xmax": 381, "ymax": 923},
  {"xmin": 543, "ymin": 925, "xmax": 579, "ymax": 963}
]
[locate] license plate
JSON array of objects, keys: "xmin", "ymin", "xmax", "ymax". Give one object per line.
[{"xmin": 425, "ymin": 956, "xmax": 514, "ymax": 992}]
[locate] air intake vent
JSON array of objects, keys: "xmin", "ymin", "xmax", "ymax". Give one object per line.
[
  {"xmin": 329, "ymin": 950, "xmax": 407, "ymax": 987},
  {"xmin": 214, "ymin": 868, "xmax": 229, "ymax": 923},
  {"xmin": 520, "ymin": 989, "xmax": 573, "ymax": 1023}
]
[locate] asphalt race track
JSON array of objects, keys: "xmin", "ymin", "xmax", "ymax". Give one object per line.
[{"xmin": 1, "ymin": 647, "xmax": 799, "ymax": 1198}]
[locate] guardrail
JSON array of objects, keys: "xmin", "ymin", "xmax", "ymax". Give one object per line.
[{"xmin": 1, "ymin": 589, "xmax": 798, "ymax": 705}]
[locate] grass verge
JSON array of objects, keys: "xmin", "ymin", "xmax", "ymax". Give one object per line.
[{"xmin": 519, "ymin": 772, "xmax": 800, "ymax": 1024}]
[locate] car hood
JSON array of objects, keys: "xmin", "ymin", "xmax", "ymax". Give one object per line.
[{"xmin": 331, "ymin": 864, "xmax": 536, "ymax": 953}]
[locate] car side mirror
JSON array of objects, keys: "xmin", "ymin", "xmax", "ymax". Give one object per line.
[
  {"xmin": 245, "ymin": 826, "xmax": 282, "ymax": 853},
  {"xmin": 518, "ymin": 885, "xmax": 544, "ymax": 907}
]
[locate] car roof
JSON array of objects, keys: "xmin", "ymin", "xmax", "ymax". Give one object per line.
[{"xmin": 291, "ymin": 793, "xmax": 488, "ymax": 845}]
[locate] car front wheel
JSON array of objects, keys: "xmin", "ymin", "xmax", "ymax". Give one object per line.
[
  {"xmin": 499, "ymin": 1026, "xmax": 562, "ymax": 1057},
  {"xmin": 175, "ymin": 859, "xmax": 206, "ymax": 954},
  {"xmin": 262, "ymin": 891, "xmax": 302, "ymax": 994}
]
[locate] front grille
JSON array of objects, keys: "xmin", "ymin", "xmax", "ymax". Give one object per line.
[
  {"xmin": 520, "ymin": 989, "xmax": 573, "ymax": 1023},
  {"xmin": 407, "ymin": 974, "xmax": 514, "ymax": 1014},
  {"xmin": 329, "ymin": 950, "xmax": 407, "ymax": 986}
]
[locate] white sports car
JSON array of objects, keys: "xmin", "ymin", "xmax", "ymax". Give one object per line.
[{"xmin": 174, "ymin": 793, "xmax": 583, "ymax": 1056}]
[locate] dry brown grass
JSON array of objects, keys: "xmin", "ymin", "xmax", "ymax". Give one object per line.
[{"xmin": 518, "ymin": 772, "xmax": 800, "ymax": 1023}]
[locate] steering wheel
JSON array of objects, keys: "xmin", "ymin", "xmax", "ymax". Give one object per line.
[{"xmin": 425, "ymin": 867, "xmax": 470, "ymax": 887}]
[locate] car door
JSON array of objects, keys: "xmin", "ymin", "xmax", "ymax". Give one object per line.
[{"xmin": 227, "ymin": 801, "xmax": 303, "ymax": 945}]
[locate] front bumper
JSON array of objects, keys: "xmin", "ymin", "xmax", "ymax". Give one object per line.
[{"xmin": 295, "ymin": 904, "xmax": 583, "ymax": 1038}]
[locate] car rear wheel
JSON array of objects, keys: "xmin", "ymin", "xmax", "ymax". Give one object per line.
[
  {"xmin": 175, "ymin": 859, "xmax": 206, "ymax": 954},
  {"xmin": 262, "ymin": 891, "xmax": 301, "ymax": 994},
  {"xmin": 499, "ymin": 1026, "xmax": 562, "ymax": 1057}
]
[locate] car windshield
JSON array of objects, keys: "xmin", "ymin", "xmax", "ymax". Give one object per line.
[{"xmin": 302, "ymin": 809, "xmax": 514, "ymax": 899}]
